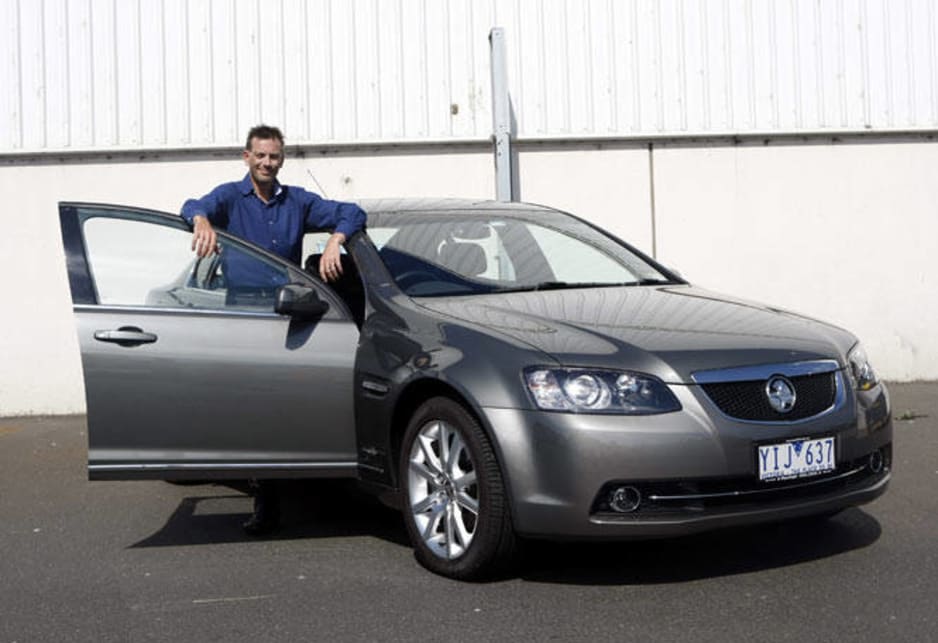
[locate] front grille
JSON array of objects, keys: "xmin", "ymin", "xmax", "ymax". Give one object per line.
[
  {"xmin": 591, "ymin": 447, "xmax": 891, "ymax": 518},
  {"xmin": 701, "ymin": 371, "xmax": 836, "ymax": 421}
]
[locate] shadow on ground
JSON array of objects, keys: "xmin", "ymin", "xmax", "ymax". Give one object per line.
[
  {"xmin": 133, "ymin": 480, "xmax": 881, "ymax": 585},
  {"xmin": 518, "ymin": 508, "xmax": 882, "ymax": 585},
  {"xmin": 131, "ymin": 479, "xmax": 410, "ymax": 549}
]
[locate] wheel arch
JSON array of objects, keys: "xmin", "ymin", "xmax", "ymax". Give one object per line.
[{"xmin": 388, "ymin": 378, "xmax": 515, "ymax": 511}]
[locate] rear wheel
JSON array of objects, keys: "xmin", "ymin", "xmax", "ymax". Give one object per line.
[{"xmin": 400, "ymin": 397, "xmax": 517, "ymax": 580}]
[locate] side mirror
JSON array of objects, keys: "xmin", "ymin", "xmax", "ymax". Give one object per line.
[{"xmin": 275, "ymin": 284, "xmax": 329, "ymax": 321}]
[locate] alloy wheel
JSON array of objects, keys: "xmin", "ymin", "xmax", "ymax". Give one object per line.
[{"xmin": 406, "ymin": 419, "xmax": 480, "ymax": 559}]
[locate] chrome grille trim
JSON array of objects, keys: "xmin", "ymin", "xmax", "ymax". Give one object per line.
[
  {"xmin": 691, "ymin": 359, "xmax": 841, "ymax": 384},
  {"xmin": 691, "ymin": 360, "xmax": 846, "ymax": 425},
  {"xmin": 645, "ymin": 465, "xmax": 867, "ymax": 502}
]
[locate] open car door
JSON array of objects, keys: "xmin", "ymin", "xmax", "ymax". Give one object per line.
[{"xmin": 59, "ymin": 203, "xmax": 359, "ymax": 480}]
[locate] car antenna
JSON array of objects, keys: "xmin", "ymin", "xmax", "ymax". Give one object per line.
[{"xmin": 306, "ymin": 168, "xmax": 329, "ymax": 198}]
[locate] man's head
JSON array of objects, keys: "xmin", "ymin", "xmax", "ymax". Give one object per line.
[{"xmin": 243, "ymin": 125, "xmax": 285, "ymax": 192}]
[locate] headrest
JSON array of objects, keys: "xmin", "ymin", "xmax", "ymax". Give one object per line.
[{"xmin": 437, "ymin": 241, "xmax": 487, "ymax": 276}]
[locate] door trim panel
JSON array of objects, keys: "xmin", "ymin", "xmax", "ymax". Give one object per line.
[{"xmin": 89, "ymin": 461, "xmax": 359, "ymax": 480}]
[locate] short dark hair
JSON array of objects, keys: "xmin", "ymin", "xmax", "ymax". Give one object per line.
[{"xmin": 245, "ymin": 124, "xmax": 284, "ymax": 150}]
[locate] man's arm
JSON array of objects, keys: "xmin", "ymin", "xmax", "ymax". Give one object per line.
[
  {"xmin": 319, "ymin": 231, "xmax": 347, "ymax": 281},
  {"xmin": 181, "ymin": 186, "xmax": 230, "ymax": 257},
  {"xmin": 304, "ymin": 196, "xmax": 366, "ymax": 282},
  {"xmin": 189, "ymin": 215, "xmax": 218, "ymax": 258}
]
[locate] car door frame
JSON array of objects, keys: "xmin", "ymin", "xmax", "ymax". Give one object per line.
[{"xmin": 60, "ymin": 201, "xmax": 362, "ymax": 481}]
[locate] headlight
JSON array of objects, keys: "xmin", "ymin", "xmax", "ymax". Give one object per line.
[
  {"xmin": 847, "ymin": 343, "xmax": 879, "ymax": 392},
  {"xmin": 524, "ymin": 368, "xmax": 681, "ymax": 414}
]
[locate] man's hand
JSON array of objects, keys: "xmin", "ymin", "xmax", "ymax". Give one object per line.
[
  {"xmin": 191, "ymin": 216, "xmax": 218, "ymax": 257},
  {"xmin": 320, "ymin": 232, "xmax": 347, "ymax": 282}
]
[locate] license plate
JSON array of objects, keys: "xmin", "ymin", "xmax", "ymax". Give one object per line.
[{"xmin": 758, "ymin": 437, "xmax": 836, "ymax": 482}]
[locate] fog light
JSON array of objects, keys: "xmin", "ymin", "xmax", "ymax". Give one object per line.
[
  {"xmin": 609, "ymin": 486, "xmax": 642, "ymax": 513},
  {"xmin": 869, "ymin": 449, "xmax": 885, "ymax": 473}
]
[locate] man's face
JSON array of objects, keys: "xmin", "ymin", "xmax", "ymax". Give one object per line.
[{"xmin": 243, "ymin": 137, "xmax": 284, "ymax": 188}]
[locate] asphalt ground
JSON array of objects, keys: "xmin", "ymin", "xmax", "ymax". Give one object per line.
[{"xmin": 0, "ymin": 382, "xmax": 935, "ymax": 642}]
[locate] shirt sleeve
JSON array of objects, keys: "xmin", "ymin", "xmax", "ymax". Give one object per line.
[
  {"xmin": 180, "ymin": 183, "xmax": 233, "ymax": 228},
  {"xmin": 302, "ymin": 191, "xmax": 367, "ymax": 239}
]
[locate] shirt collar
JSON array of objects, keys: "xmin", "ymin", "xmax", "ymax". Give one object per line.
[{"xmin": 239, "ymin": 173, "xmax": 284, "ymax": 200}]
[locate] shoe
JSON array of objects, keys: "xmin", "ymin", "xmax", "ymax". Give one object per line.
[
  {"xmin": 242, "ymin": 481, "xmax": 280, "ymax": 536},
  {"xmin": 242, "ymin": 513, "xmax": 278, "ymax": 536}
]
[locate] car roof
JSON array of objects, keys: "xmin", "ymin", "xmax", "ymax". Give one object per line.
[
  {"xmin": 57, "ymin": 198, "xmax": 559, "ymax": 217},
  {"xmin": 355, "ymin": 198, "xmax": 559, "ymax": 215}
]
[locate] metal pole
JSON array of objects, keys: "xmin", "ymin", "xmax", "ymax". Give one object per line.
[
  {"xmin": 648, "ymin": 143, "xmax": 657, "ymax": 259},
  {"xmin": 489, "ymin": 27, "xmax": 513, "ymax": 202}
]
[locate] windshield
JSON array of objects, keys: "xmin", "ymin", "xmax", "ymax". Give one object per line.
[{"xmin": 366, "ymin": 208, "xmax": 677, "ymax": 297}]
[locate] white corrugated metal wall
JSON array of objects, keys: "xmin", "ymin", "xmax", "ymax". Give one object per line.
[
  {"xmin": 4, "ymin": 0, "xmax": 938, "ymax": 154},
  {"xmin": 2, "ymin": 0, "xmax": 937, "ymax": 416}
]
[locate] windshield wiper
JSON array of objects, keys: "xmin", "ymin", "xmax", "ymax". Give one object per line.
[
  {"xmin": 488, "ymin": 279, "xmax": 675, "ymax": 294},
  {"xmin": 622, "ymin": 278, "xmax": 679, "ymax": 287},
  {"xmin": 486, "ymin": 281, "xmax": 578, "ymax": 293}
]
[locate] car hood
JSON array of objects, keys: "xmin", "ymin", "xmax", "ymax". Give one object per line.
[{"xmin": 415, "ymin": 285, "xmax": 855, "ymax": 383}]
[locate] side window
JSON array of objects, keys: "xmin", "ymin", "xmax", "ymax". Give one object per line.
[{"xmin": 82, "ymin": 215, "xmax": 290, "ymax": 313}]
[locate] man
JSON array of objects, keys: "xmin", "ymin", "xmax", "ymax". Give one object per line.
[
  {"xmin": 180, "ymin": 125, "xmax": 366, "ymax": 535},
  {"xmin": 181, "ymin": 124, "xmax": 365, "ymax": 280}
]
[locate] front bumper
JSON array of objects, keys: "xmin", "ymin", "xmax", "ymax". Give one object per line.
[{"xmin": 482, "ymin": 382, "xmax": 892, "ymax": 539}]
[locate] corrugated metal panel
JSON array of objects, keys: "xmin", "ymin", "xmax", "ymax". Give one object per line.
[
  {"xmin": 4, "ymin": 0, "xmax": 938, "ymax": 154},
  {"xmin": 500, "ymin": 0, "xmax": 938, "ymax": 137}
]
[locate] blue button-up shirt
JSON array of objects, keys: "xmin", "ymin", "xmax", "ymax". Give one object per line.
[{"xmin": 180, "ymin": 174, "xmax": 366, "ymax": 265}]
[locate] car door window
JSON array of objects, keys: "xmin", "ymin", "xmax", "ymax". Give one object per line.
[{"xmin": 83, "ymin": 215, "xmax": 290, "ymax": 313}]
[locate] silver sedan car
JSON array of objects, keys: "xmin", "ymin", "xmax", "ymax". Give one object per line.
[{"xmin": 59, "ymin": 198, "xmax": 892, "ymax": 580}]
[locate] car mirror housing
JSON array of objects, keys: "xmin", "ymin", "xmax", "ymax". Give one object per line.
[{"xmin": 275, "ymin": 283, "xmax": 329, "ymax": 321}]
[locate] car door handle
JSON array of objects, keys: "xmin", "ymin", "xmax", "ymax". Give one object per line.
[{"xmin": 93, "ymin": 327, "xmax": 158, "ymax": 346}]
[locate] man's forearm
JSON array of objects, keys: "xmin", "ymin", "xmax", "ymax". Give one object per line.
[
  {"xmin": 319, "ymin": 232, "xmax": 347, "ymax": 281},
  {"xmin": 190, "ymin": 215, "xmax": 218, "ymax": 257}
]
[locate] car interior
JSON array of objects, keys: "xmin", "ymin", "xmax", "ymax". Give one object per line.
[{"xmin": 304, "ymin": 253, "xmax": 366, "ymax": 327}]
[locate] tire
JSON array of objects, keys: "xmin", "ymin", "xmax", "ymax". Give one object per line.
[{"xmin": 399, "ymin": 396, "xmax": 518, "ymax": 580}]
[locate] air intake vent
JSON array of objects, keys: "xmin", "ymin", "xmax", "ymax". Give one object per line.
[{"xmin": 701, "ymin": 371, "xmax": 837, "ymax": 422}]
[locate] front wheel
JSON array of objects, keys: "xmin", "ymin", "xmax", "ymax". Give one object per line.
[{"xmin": 400, "ymin": 397, "xmax": 518, "ymax": 580}]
